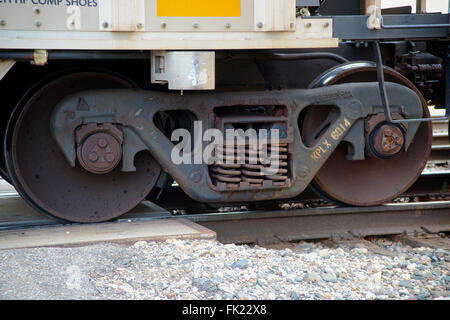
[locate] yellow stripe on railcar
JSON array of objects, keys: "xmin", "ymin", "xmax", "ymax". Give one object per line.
[{"xmin": 157, "ymin": 0, "xmax": 241, "ymax": 17}]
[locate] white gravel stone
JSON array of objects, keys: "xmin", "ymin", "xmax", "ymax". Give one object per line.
[
  {"xmin": 0, "ymin": 238, "xmax": 448, "ymax": 300},
  {"xmin": 318, "ymin": 249, "xmax": 330, "ymax": 257},
  {"xmin": 352, "ymin": 248, "xmax": 369, "ymax": 255},
  {"xmin": 421, "ymin": 255, "xmax": 432, "ymax": 265}
]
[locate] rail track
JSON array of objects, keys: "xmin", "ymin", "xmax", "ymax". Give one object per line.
[
  {"xmin": 0, "ymin": 170, "xmax": 449, "ymax": 244},
  {"xmin": 0, "ymin": 192, "xmax": 449, "ymax": 245},
  {"xmin": 430, "ymin": 107, "xmax": 450, "ymax": 161}
]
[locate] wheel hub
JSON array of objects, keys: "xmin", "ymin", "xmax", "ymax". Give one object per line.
[
  {"xmin": 5, "ymin": 72, "xmax": 161, "ymax": 223},
  {"xmin": 76, "ymin": 123, "xmax": 123, "ymax": 174},
  {"xmin": 368, "ymin": 123, "xmax": 405, "ymax": 159}
]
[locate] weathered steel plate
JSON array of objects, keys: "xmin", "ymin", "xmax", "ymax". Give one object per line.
[{"xmin": 0, "ymin": 218, "xmax": 216, "ymax": 250}]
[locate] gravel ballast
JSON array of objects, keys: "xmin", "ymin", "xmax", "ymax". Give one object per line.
[{"xmin": 0, "ymin": 239, "xmax": 449, "ymax": 300}]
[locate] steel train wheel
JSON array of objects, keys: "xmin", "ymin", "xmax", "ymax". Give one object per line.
[
  {"xmin": 302, "ymin": 63, "xmax": 432, "ymax": 206},
  {"xmin": 1, "ymin": 71, "xmax": 64, "ymax": 184},
  {"xmin": 4, "ymin": 72, "xmax": 161, "ymax": 223}
]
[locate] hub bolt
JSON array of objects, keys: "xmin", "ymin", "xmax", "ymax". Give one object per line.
[
  {"xmin": 98, "ymin": 139, "xmax": 108, "ymax": 148},
  {"xmin": 77, "ymin": 127, "xmax": 123, "ymax": 175},
  {"xmin": 105, "ymin": 153, "xmax": 115, "ymax": 163},
  {"xmin": 369, "ymin": 123, "xmax": 405, "ymax": 159},
  {"xmin": 88, "ymin": 152, "xmax": 99, "ymax": 162}
]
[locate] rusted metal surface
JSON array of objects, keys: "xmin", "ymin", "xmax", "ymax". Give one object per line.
[
  {"xmin": 191, "ymin": 201, "xmax": 450, "ymax": 244},
  {"xmin": 5, "ymin": 72, "xmax": 161, "ymax": 223},
  {"xmin": 0, "ymin": 190, "xmax": 449, "ymax": 245},
  {"xmin": 51, "ymin": 82, "xmax": 424, "ymax": 209},
  {"xmin": 76, "ymin": 123, "xmax": 123, "ymax": 175},
  {"xmin": 209, "ymin": 110, "xmax": 292, "ymax": 191},
  {"xmin": 210, "ymin": 142, "xmax": 290, "ymax": 190},
  {"xmin": 368, "ymin": 123, "xmax": 405, "ymax": 158},
  {"xmin": 146, "ymin": 171, "xmax": 450, "ymax": 213},
  {"xmin": 305, "ymin": 63, "xmax": 432, "ymax": 206},
  {"xmin": 1, "ymin": 65, "xmax": 438, "ymax": 223}
]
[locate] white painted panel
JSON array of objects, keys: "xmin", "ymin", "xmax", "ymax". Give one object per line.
[
  {"xmin": 99, "ymin": 0, "xmax": 146, "ymax": 31},
  {"xmin": 254, "ymin": 0, "xmax": 296, "ymax": 31}
]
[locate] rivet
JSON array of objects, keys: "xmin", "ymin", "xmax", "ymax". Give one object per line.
[
  {"xmin": 323, "ymin": 22, "xmax": 329, "ymax": 28},
  {"xmin": 34, "ymin": 8, "xmax": 40, "ymax": 15},
  {"xmin": 0, "ymin": 20, "xmax": 5, "ymax": 27},
  {"xmin": 225, "ymin": 23, "xmax": 231, "ymax": 29},
  {"xmin": 192, "ymin": 22, "xmax": 199, "ymax": 29},
  {"xmin": 98, "ymin": 139, "xmax": 108, "ymax": 148},
  {"xmin": 298, "ymin": 166, "xmax": 310, "ymax": 179},
  {"xmin": 88, "ymin": 153, "xmax": 99, "ymax": 162},
  {"xmin": 305, "ymin": 22, "xmax": 312, "ymax": 28},
  {"xmin": 35, "ymin": 21, "xmax": 42, "ymax": 28},
  {"xmin": 290, "ymin": 22, "xmax": 295, "ymax": 28},
  {"xmin": 105, "ymin": 153, "xmax": 115, "ymax": 163},
  {"xmin": 102, "ymin": 22, "xmax": 109, "ymax": 29},
  {"xmin": 160, "ymin": 22, "xmax": 167, "ymax": 29},
  {"xmin": 189, "ymin": 168, "xmax": 203, "ymax": 183},
  {"xmin": 257, "ymin": 21, "xmax": 263, "ymax": 28},
  {"xmin": 136, "ymin": 23, "xmax": 143, "ymax": 30}
]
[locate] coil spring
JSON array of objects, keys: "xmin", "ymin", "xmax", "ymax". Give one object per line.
[{"xmin": 210, "ymin": 143, "xmax": 289, "ymax": 190}]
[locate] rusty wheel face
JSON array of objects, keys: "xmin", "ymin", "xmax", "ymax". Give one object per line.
[
  {"xmin": 5, "ymin": 72, "xmax": 161, "ymax": 223},
  {"xmin": 303, "ymin": 65, "xmax": 432, "ymax": 206}
]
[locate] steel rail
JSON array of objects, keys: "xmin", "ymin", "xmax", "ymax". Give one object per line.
[{"xmin": 190, "ymin": 201, "xmax": 450, "ymax": 244}]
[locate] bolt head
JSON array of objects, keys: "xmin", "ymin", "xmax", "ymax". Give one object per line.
[
  {"xmin": 35, "ymin": 21, "xmax": 42, "ymax": 27},
  {"xmin": 88, "ymin": 153, "xmax": 99, "ymax": 162},
  {"xmin": 102, "ymin": 22, "xmax": 109, "ymax": 28},
  {"xmin": 0, "ymin": 20, "xmax": 5, "ymax": 26},
  {"xmin": 34, "ymin": 8, "xmax": 40, "ymax": 15},
  {"xmin": 298, "ymin": 166, "xmax": 310, "ymax": 179},
  {"xmin": 161, "ymin": 22, "xmax": 167, "ymax": 28},
  {"xmin": 257, "ymin": 22, "xmax": 263, "ymax": 28},
  {"xmin": 192, "ymin": 22, "xmax": 199, "ymax": 29},
  {"xmin": 305, "ymin": 22, "xmax": 312, "ymax": 28},
  {"xmin": 98, "ymin": 139, "xmax": 108, "ymax": 148},
  {"xmin": 189, "ymin": 169, "xmax": 202, "ymax": 183},
  {"xmin": 225, "ymin": 23, "xmax": 231, "ymax": 29},
  {"xmin": 105, "ymin": 153, "xmax": 115, "ymax": 163},
  {"xmin": 384, "ymin": 129, "xmax": 393, "ymax": 137},
  {"xmin": 136, "ymin": 23, "xmax": 143, "ymax": 29}
]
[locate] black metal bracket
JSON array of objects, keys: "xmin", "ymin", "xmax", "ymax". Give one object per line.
[
  {"xmin": 379, "ymin": 14, "xmax": 450, "ymax": 29},
  {"xmin": 373, "ymin": 41, "xmax": 449, "ymax": 124}
]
